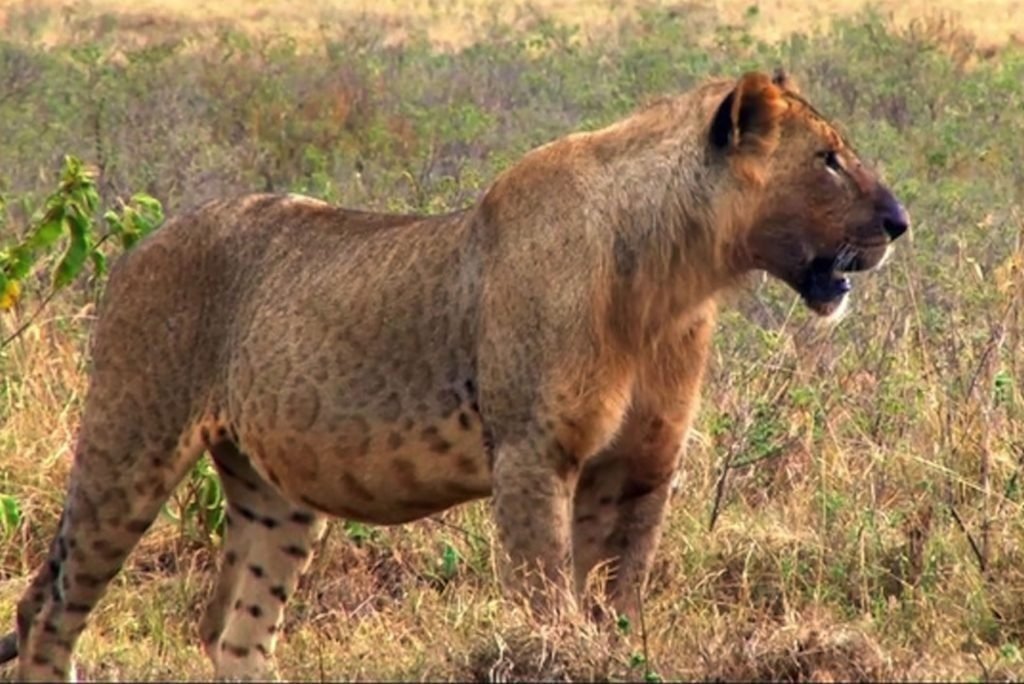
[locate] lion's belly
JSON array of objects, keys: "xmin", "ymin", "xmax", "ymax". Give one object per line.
[
  {"xmin": 231, "ymin": 291, "xmax": 487, "ymax": 523},
  {"xmin": 241, "ymin": 405, "xmax": 493, "ymax": 525}
]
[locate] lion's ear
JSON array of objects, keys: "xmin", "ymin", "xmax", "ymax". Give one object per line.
[
  {"xmin": 771, "ymin": 66, "xmax": 800, "ymax": 94},
  {"xmin": 709, "ymin": 71, "xmax": 787, "ymax": 156}
]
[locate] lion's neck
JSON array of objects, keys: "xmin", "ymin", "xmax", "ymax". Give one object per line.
[{"xmin": 584, "ymin": 111, "xmax": 739, "ymax": 348}]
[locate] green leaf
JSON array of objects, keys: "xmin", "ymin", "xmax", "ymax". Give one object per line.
[
  {"xmin": 29, "ymin": 214, "xmax": 65, "ymax": 251},
  {"xmin": 52, "ymin": 217, "xmax": 89, "ymax": 289},
  {"xmin": 81, "ymin": 185, "xmax": 100, "ymax": 215},
  {"xmin": 0, "ymin": 272, "xmax": 19, "ymax": 311},
  {"xmin": 104, "ymin": 208, "xmax": 125, "ymax": 235},
  {"xmin": 7, "ymin": 245, "xmax": 35, "ymax": 280},
  {"xmin": 132, "ymin": 193, "xmax": 164, "ymax": 223},
  {"xmin": 0, "ymin": 494, "xmax": 22, "ymax": 536},
  {"xmin": 104, "ymin": 194, "xmax": 164, "ymax": 251},
  {"xmin": 128, "ymin": 194, "xmax": 164, "ymax": 238},
  {"xmin": 440, "ymin": 542, "xmax": 460, "ymax": 579},
  {"xmin": 64, "ymin": 199, "xmax": 90, "ymax": 228},
  {"xmin": 90, "ymin": 249, "xmax": 107, "ymax": 277},
  {"xmin": 60, "ymin": 154, "xmax": 85, "ymax": 182},
  {"xmin": 994, "ymin": 370, "xmax": 1013, "ymax": 405},
  {"xmin": 1000, "ymin": 642, "xmax": 1022, "ymax": 662},
  {"xmin": 343, "ymin": 520, "xmax": 374, "ymax": 543}
]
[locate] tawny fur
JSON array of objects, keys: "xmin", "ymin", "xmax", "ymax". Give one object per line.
[{"xmin": 9, "ymin": 70, "xmax": 907, "ymax": 681}]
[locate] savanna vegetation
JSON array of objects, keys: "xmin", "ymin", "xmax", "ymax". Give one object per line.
[{"xmin": 0, "ymin": 0, "xmax": 1022, "ymax": 680}]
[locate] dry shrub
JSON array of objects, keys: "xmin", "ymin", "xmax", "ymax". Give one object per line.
[
  {"xmin": 985, "ymin": 548, "xmax": 1024, "ymax": 646},
  {"xmin": 702, "ymin": 611, "xmax": 890, "ymax": 682},
  {"xmin": 466, "ymin": 618, "xmax": 622, "ymax": 683},
  {"xmin": 294, "ymin": 529, "xmax": 414, "ymax": 626}
]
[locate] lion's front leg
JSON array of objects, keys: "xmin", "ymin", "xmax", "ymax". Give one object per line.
[
  {"xmin": 491, "ymin": 437, "xmax": 580, "ymax": 618},
  {"xmin": 477, "ymin": 290, "xmax": 638, "ymax": 620},
  {"xmin": 573, "ymin": 313, "xmax": 713, "ymax": 622},
  {"xmin": 593, "ymin": 467, "xmax": 678, "ymax": 621},
  {"xmin": 483, "ymin": 369, "xmax": 633, "ymax": 620},
  {"xmin": 571, "ymin": 418, "xmax": 686, "ymax": 622}
]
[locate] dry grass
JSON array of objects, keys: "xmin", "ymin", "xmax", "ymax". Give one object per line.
[
  {"xmin": 2, "ymin": 293, "xmax": 1021, "ymax": 680},
  {"xmin": 1, "ymin": 0, "xmax": 1023, "ymax": 49}
]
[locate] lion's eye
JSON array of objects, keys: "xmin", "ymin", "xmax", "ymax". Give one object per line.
[{"xmin": 820, "ymin": 150, "xmax": 843, "ymax": 173}]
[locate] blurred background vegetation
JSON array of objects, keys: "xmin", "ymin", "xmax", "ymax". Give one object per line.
[{"xmin": 0, "ymin": 0, "xmax": 1022, "ymax": 680}]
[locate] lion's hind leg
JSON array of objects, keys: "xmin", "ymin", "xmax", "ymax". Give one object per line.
[
  {"xmin": 200, "ymin": 441, "xmax": 325, "ymax": 681},
  {"xmin": 15, "ymin": 401, "xmax": 205, "ymax": 681}
]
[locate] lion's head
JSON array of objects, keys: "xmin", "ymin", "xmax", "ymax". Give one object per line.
[{"xmin": 710, "ymin": 69, "xmax": 909, "ymax": 318}]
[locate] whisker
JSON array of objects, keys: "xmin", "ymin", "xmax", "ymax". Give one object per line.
[{"xmin": 834, "ymin": 243, "xmax": 855, "ymax": 271}]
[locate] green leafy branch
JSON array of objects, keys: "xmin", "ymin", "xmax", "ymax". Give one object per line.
[{"xmin": 0, "ymin": 155, "xmax": 164, "ymax": 346}]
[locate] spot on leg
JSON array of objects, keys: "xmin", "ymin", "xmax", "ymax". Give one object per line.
[
  {"xmin": 289, "ymin": 511, "xmax": 314, "ymax": 525},
  {"xmin": 281, "ymin": 544, "xmax": 309, "ymax": 560},
  {"xmin": 233, "ymin": 504, "xmax": 257, "ymax": 523},
  {"xmin": 436, "ymin": 389, "xmax": 461, "ymax": 418},
  {"xmin": 124, "ymin": 519, "xmax": 151, "ymax": 534},
  {"xmin": 455, "ymin": 454, "xmax": 478, "ymax": 475},
  {"xmin": 72, "ymin": 573, "xmax": 104, "ymax": 589},
  {"xmin": 266, "ymin": 467, "xmax": 282, "ymax": 488}
]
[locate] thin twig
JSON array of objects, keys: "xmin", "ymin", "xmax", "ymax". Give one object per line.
[
  {"xmin": 429, "ymin": 515, "xmax": 488, "ymax": 545},
  {"xmin": 997, "ymin": 441, "xmax": 1024, "ymax": 517},
  {"xmin": 708, "ymin": 441, "xmax": 791, "ymax": 532},
  {"xmin": 1, "ymin": 289, "xmax": 58, "ymax": 349},
  {"xmin": 317, "ymin": 625, "xmax": 327, "ymax": 684},
  {"xmin": 708, "ymin": 452, "xmax": 732, "ymax": 533},
  {"xmin": 962, "ymin": 302, "xmax": 1011, "ymax": 401},
  {"xmin": 636, "ymin": 584, "xmax": 655, "ymax": 681},
  {"xmin": 729, "ymin": 447, "xmax": 787, "ymax": 471},
  {"xmin": 948, "ymin": 502, "xmax": 986, "ymax": 573},
  {"xmin": 972, "ymin": 650, "xmax": 991, "ymax": 683}
]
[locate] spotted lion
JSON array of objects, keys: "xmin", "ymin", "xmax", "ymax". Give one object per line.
[{"xmin": 5, "ymin": 69, "xmax": 907, "ymax": 681}]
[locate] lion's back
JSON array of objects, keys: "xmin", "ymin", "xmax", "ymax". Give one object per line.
[{"xmin": 90, "ymin": 192, "xmax": 477, "ymax": 418}]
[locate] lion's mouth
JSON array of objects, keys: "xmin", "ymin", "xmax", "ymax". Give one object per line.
[
  {"xmin": 796, "ymin": 242, "xmax": 890, "ymax": 317},
  {"xmin": 798, "ymin": 257, "xmax": 851, "ymax": 317}
]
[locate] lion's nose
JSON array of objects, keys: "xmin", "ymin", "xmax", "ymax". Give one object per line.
[
  {"xmin": 879, "ymin": 190, "xmax": 909, "ymax": 241},
  {"xmin": 883, "ymin": 205, "xmax": 909, "ymax": 240}
]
